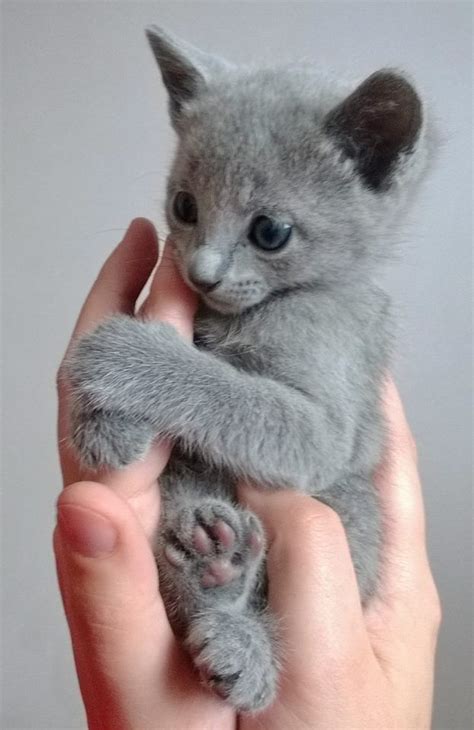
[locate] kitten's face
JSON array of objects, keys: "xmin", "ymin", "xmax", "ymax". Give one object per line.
[
  {"xmin": 165, "ymin": 76, "xmax": 386, "ymax": 314},
  {"xmin": 165, "ymin": 119, "xmax": 333, "ymax": 315},
  {"xmin": 167, "ymin": 164, "xmax": 294, "ymax": 315},
  {"xmin": 147, "ymin": 28, "xmax": 427, "ymax": 314}
]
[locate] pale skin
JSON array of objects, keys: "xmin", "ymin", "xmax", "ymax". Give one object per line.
[{"xmin": 55, "ymin": 218, "xmax": 441, "ymax": 729}]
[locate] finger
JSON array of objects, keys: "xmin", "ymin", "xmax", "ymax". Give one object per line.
[
  {"xmin": 57, "ymin": 218, "xmax": 158, "ymax": 447},
  {"xmin": 363, "ymin": 380, "xmax": 441, "ymax": 686},
  {"xmin": 57, "ymin": 435, "xmax": 166, "ymax": 544},
  {"xmin": 55, "ymin": 481, "xmax": 169, "ymax": 729},
  {"xmin": 54, "ymin": 527, "xmax": 100, "ymax": 716},
  {"xmin": 238, "ymin": 487, "xmax": 375, "ymax": 702},
  {"xmin": 55, "ymin": 482, "xmax": 231, "ymax": 729},
  {"xmin": 72, "ymin": 217, "xmax": 159, "ymax": 340},
  {"xmin": 366, "ymin": 377, "xmax": 440, "ymax": 644},
  {"xmin": 140, "ymin": 239, "xmax": 197, "ymax": 340},
  {"xmin": 60, "ymin": 453, "xmax": 166, "ymax": 540},
  {"xmin": 375, "ymin": 377, "xmax": 427, "ymax": 565},
  {"xmin": 93, "ymin": 241, "xmax": 196, "ymax": 527},
  {"xmin": 57, "ymin": 220, "xmax": 162, "ymax": 531},
  {"xmin": 57, "ymin": 230, "xmax": 196, "ymax": 539}
]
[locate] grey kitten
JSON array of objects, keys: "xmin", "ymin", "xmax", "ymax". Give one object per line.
[{"xmin": 66, "ymin": 26, "xmax": 433, "ymax": 712}]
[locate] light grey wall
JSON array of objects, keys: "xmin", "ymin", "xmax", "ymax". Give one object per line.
[{"xmin": 2, "ymin": 2, "xmax": 472, "ymax": 728}]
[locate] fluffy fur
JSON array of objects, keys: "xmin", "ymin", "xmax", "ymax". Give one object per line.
[{"xmin": 66, "ymin": 26, "xmax": 433, "ymax": 712}]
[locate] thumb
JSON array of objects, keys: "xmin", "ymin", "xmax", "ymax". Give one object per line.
[
  {"xmin": 55, "ymin": 483, "xmax": 235, "ymax": 730},
  {"xmin": 238, "ymin": 486, "xmax": 374, "ymax": 704},
  {"xmin": 54, "ymin": 482, "xmax": 173, "ymax": 728}
]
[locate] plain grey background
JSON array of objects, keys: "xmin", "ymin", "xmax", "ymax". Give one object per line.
[{"xmin": 2, "ymin": 1, "xmax": 472, "ymax": 728}]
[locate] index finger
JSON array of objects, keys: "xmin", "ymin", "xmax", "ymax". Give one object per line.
[
  {"xmin": 139, "ymin": 239, "xmax": 197, "ymax": 341},
  {"xmin": 57, "ymin": 220, "xmax": 162, "ymax": 531},
  {"xmin": 71, "ymin": 217, "xmax": 159, "ymax": 341},
  {"xmin": 58, "ymin": 218, "xmax": 159, "ymax": 443}
]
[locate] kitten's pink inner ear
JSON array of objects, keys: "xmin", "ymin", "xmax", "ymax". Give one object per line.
[{"xmin": 324, "ymin": 70, "xmax": 422, "ymax": 190}]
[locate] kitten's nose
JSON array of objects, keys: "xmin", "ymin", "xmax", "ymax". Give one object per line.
[
  {"xmin": 188, "ymin": 272, "xmax": 222, "ymax": 293},
  {"xmin": 188, "ymin": 250, "xmax": 224, "ymax": 293}
]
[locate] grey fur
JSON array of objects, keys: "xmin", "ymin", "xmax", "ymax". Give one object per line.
[{"xmin": 66, "ymin": 26, "xmax": 433, "ymax": 712}]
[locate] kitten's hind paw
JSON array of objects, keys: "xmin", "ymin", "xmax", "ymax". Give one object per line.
[
  {"xmin": 71, "ymin": 409, "xmax": 154, "ymax": 469},
  {"xmin": 186, "ymin": 610, "xmax": 278, "ymax": 712},
  {"xmin": 162, "ymin": 500, "xmax": 265, "ymax": 601}
]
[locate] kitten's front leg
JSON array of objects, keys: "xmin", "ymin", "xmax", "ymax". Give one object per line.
[
  {"xmin": 67, "ymin": 314, "xmax": 351, "ymax": 486},
  {"xmin": 66, "ymin": 317, "xmax": 166, "ymax": 468}
]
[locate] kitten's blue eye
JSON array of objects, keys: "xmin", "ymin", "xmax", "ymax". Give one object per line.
[
  {"xmin": 173, "ymin": 191, "xmax": 198, "ymax": 224},
  {"xmin": 248, "ymin": 215, "xmax": 292, "ymax": 251}
]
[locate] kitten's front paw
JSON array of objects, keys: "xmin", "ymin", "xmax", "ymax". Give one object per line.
[
  {"xmin": 71, "ymin": 409, "xmax": 154, "ymax": 469},
  {"xmin": 66, "ymin": 315, "xmax": 175, "ymax": 412},
  {"xmin": 186, "ymin": 610, "xmax": 278, "ymax": 712}
]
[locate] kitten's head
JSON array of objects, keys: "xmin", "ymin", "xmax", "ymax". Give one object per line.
[{"xmin": 146, "ymin": 26, "xmax": 431, "ymax": 314}]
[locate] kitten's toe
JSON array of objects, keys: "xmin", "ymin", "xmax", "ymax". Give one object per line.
[
  {"xmin": 71, "ymin": 410, "xmax": 153, "ymax": 469},
  {"xmin": 187, "ymin": 610, "xmax": 278, "ymax": 712}
]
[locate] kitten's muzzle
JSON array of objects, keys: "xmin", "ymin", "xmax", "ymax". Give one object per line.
[
  {"xmin": 188, "ymin": 272, "xmax": 222, "ymax": 293},
  {"xmin": 187, "ymin": 249, "xmax": 225, "ymax": 293}
]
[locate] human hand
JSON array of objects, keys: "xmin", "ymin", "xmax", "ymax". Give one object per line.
[
  {"xmin": 55, "ymin": 220, "xmax": 440, "ymax": 730},
  {"xmin": 238, "ymin": 378, "xmax": 441, "ymax": 729},
  {"xmin": 55, "ymin": 219, "xmax": 235, "ymax": 730}
]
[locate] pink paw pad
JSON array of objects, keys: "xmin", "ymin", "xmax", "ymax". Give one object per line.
[
  {"xmin": 163, "ymin": 505, "xmax": 265, "ymax": 592},
  {"xmin": 202, "ymin": 558, "xmax": 242, "ymax": 588},
  {"xmin": 247, "ymin": 529, "xmax": 264, "ymax": 558},
  {"xmin": 192, "ymin": 525, "xmax": 213, "ymax": 554},
  {"xmin": 209, "ymin": 519, "xmax": 236, "ymax": 550}
]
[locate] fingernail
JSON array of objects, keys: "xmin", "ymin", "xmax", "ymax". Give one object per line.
[{"xmin": 57, "ymin": 505, "xmax": 118, "ymax": 557}]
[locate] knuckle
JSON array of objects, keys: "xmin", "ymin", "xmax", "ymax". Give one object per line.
[
  {"xmin": 408, "ymin": 433, "xmax": 419, "ymax": 464},
  {"xmin": 428, "ymin": 583, "xmax": 442, "ymax": 631},
  {"xmin": 415, "ymin": 572, "xmax": 442, "ymax": 640},
  {"xmin": 288, "ymin": 498, "xmax": 345, "ymax": 546}
]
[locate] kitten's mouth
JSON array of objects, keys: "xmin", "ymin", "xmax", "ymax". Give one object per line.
[
  {"xmin": 200, "ymin": 291, "xmax": 241, "ymax": 314},
  {"xmin": 181, "ymin": 274, "xmax": 238, "ymax": 313},
  {"xmin": 172, "ymin": 252, "xmax": 261, "ymax": 314}
]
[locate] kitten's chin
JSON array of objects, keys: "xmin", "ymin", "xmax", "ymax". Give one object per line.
[
  {"xmin": 200, "ymin": 292, "xmax": 260, "ymax": 315},
  {"xmin": 200, "ymin": 294, "xmax": 244, "ymax": 315}
]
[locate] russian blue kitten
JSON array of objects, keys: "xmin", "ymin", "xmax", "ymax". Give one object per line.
[{"xmin": 66, "ymin": 27, "xmax": 433, "ymax": 712}]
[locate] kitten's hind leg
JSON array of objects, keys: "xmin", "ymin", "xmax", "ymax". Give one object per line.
[
  {"xmin": 156, "ymin": 494, "xmax": 278, "ymax": 711},
  {"xmin": 186, "ymin": 608, "xmax": 278, "ymax": 712},
  {"xmin": 317, "ymin": 474, "xmax": 382, "ymax": 602}
]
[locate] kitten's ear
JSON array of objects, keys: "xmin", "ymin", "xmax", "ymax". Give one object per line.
[
  {"xmin": 145, "ymin": 25, "xmax": 228, "ymax": 126},
  {"xmin": 324, "ymin": 70, "xmax": 422, "ymax": 190}
]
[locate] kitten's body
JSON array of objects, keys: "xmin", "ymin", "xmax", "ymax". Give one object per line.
[{"xmin": 67, "ymin": 27, "xmax": 433, "ymax": 712}]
